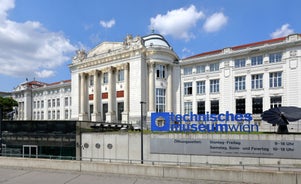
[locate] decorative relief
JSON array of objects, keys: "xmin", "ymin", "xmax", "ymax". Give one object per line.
[
  {"xmin": 289, "ymin": 59, "xmax": 298, "ymax": 69},
  {"xmin": 290, "ymin": 50, "xmax": 297, "ymax": 57},
  {"xmin": 73, "ymin": 49, "xmax": 87, "ymax": 63}
]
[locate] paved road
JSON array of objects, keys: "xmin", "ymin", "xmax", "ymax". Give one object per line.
[{"xmin": 0, "ymin": 167, "xmax": 243, "ymax": 184}]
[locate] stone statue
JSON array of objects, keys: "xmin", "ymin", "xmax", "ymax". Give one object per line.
[{"xmin": 73, "ymin": 49, "xmax": 87, "ymax": 62}]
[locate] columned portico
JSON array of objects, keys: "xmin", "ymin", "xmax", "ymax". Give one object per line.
[
  {"xmin": 122, "ymin": 63, "xmax": 129, "ymax": 123},
  {"xmin": 166, "ymin": 64, "xmax": 173, "ymax": 112},
  {"xmin": 79, "ymin": 72, "xmax": 88, "ymax": 121},
  {"xmin": 148, "ymin": 62, "xmax": 155, "ymax": 112},
  {"xmin": 92, "ymin": 70, "xmax": 101, "ymax": 121},
  {"xmin": 69, "ymin": 34, "xmax": 179, "ymax": 124},
  {"xmin": 106, "ymin": 66, "xmax": 116, "ymax": 122}
]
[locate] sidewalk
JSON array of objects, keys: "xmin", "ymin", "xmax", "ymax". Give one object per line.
[{"xmin": 0, "ymin": 167, "xmax": 238, "ymax": 184}]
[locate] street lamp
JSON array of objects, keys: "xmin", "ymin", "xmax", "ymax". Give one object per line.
[{"xmin": 140, "ymin": 101, "xmax": 146, "ymax": 164}]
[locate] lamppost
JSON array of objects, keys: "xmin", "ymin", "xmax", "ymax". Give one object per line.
[{"xmin": 140, "ymin": 101, "xmax": 146, "ymax": 164}]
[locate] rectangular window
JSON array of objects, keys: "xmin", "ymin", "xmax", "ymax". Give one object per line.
[
  {"xmin": 270, "ymin": 96, "xmax": 282, "ymax": 108},
  {"xmin": 210, "ymin": 79, "xmax": 219, "ymax": 93},
  {"xmin": 57, "ymin": 110, "xmax": 60, "ymax": 120},
  {"xmin": 156, "ymin": 88, "xmax": 165, "ymax": 112},
  {"xmin": 234, "ymin": 58, "xmax": 246, "ymax": 68},
  {"xmin": 156, "ymin": 64, "xmax": 166, "ymax": 78},
  {"xmin": 48, "ymin": 99, "xmax": 51, "ymax": 108},
  {"xmin": 41, "ymin": 100, "xmax": 44, "ymax": 108},
  {"xmin": 235, "ymin": 76, "xmax": 246, "ymax": 91},
  {"xmin": 184, "ymin": 82, "xmax": 193, "ymax": 95},
  {"xmin": 118, "ymin": 69, "xmax": 124, "ymax": 81},
  {"xmin": 211, "ymin": 100, "xmax": 219, "ymax": 114},
  {"xmin": 37, "ymin": 101, "xmax": 40, "ymax": 108},
  {"xmin": 103, "ymin": 72, "xmax": 108, "ymax": 84},
  {"xmin": 209, "ymin": 63, "xmax": 219, "ymax": 71},
  {"xmin": 197, "ymin": 101, "xmax": 205, "ymax": 114},
  {"xmin": 184, "ymin": 102, "xmax": 192, "ymax": 114},
  {"xmin": 89, "ymin": 75, "xmax": 94, "ymax": 86},
  {"xmin": 196, "ymin": 65, "xmax": 205, "ymax": 73},
  {"xmin": 236, "ymin": 99, "xmax": 246, "ymax": 114},
  {"xmin": 269, "ymin": 52, "xmax": 282, "ymax": 63},
  {"xmin": 251, "ymin": 55, "xmax": 263, "ymax": 66},
  {"xmin": 52, "ymin": 99, "xmax": 55, "ymax": 107},
  {"xmin": 251, "ymin": 74, "xmax": 263, "ymax": 89},
  {"xmin": 65, "ymin": 109, "xmax": 69, "ymax": 119},
  {"xmin": 57, "ymin": 98, "xmax": 60, "ymax": 107},
  {"xmin": 252, "ymin": 97, "xmax": 263, "ymax": 114},
  {"xmin": 65, "ymin": 97, "xmax": 69, "ymax": 106},
  {"xmin": 52, "ymin": 110, "xmax": 55, "ymax": 119},
  {"xmin": 41, "ymin": 111, "xmax": 44, "ymax": 120},
  {"xmin": 196, "ymin": 81, "xmax": 205, "ymax": 94},
  {"xmin": 48, "ymin": 111, "xmax": 51, "ymax": 120},
  {"xmin": 269, "ymin": 71, "xmax": 282, "ymax": 88},
  {"xmin": 183, "ymin": 67, "xmax": 193, "ymax": 75}
]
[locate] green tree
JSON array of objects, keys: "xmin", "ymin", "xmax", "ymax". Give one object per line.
[{"xmin": 0, "ymin": 97, "xmax": 18, "ymax": 119}]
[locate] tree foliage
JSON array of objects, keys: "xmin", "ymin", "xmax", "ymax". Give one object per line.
[{"xmin": 0, "ymin": 96, "xmax": 18, "ymax": 119}]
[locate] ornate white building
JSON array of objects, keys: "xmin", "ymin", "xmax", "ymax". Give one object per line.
[
  {"xmin": 10, "ymin": 33, "xmax": 301, "ymax": 130},
  {"xmin": 12, "ymin": 80, "xmax": 72, "ymax": 120},
  {"xmin": 69, "ymin": 34, "xmax": 179, "ymax": 123}
]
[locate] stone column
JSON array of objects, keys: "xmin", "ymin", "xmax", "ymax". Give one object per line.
[
  {"xmin": 166, "ymin": 65, "xmax": 173, "ymax": 112},
  {"xmin": 79, "ymin": 72, "xmax": 88, "ymax": 121},
  {"xmin": 122, "ymin": 63, "xmax": 129, "ymax": 123},
  {"xmin": 148, "ymin": 62, "xmax": 155, "ymax": 112},
  {"xmin": 92, "ymin": 70, "xmax": 101, "ymax": 121},
  {"xmin": 106, "ymin": 67, "xmax": 116, "ymax": 122}
]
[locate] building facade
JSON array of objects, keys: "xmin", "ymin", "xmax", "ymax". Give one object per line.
[
  {"xmin": 180, "ymin": 34, "xmax": 301, "ymax": 122},
  {"xmin": 12, "ymin": 80, "xmax": 72, "ymax": 120},
  {"xmin": 69, "ymin": 34, "xmax": 179, "ymax": 123},
  {"xmin": 10, "ymin": 33, "xmax": 301, "ymax": 128}
]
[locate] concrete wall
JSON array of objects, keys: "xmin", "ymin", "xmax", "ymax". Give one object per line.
[
  {"xmin": 82, "ymin": 132, "xmax": 301, "ymax": 166},
  {"xmin": 0, "ymin": 157, "xmax": 300, "ymax": 184}
]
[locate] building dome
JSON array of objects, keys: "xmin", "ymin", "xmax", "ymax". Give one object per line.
[{"xmin": 142, "ymin": 34, "xmax": 171, "ymax": 48}]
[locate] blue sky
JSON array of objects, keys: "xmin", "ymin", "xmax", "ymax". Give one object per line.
[{"xmin": 0, "ymin": 0, "xmax": 300, "ymax": 92}]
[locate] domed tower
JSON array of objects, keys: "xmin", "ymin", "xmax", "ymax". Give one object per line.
[{"xmin": 142, "ymin": 34, "xmax": 179, "ymax": 116}]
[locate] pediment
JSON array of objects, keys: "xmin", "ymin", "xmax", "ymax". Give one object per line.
[{"xmin": 87, "ymin": 42, "xmax": 123, "ymax": 57}]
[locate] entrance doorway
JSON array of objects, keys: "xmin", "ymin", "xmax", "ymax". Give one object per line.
[
  {"xmin": 117, "ymin": 102, "xmax": 124, "ymax": 122},
  {"xmin": 23, "ymin": 145, "xmax": 38, "ymax": 158}
]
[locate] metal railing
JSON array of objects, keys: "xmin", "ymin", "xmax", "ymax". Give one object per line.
[{"xmin": 1, "ymin": 153, "xmax": 301, "ymax": 172}]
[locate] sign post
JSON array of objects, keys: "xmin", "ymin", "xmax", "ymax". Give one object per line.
[{"xmin": 140, "ymin": 101, "xmax": 146, "ymax": 164}]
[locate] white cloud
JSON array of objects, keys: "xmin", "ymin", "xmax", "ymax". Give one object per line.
[
  {"xmin": 270, "ymin": 24, "xmax": 294, "ymax": 38},
  {"xmin": 0, "ymin": 0, "xmax": 14, "ymax": 20},
  {"xmin": 34, "ymin": 70, "xmax": 55, "ymax": 78},
  {"xmin": 181, "ymin": 47, "xmax": 194, "ymax": 59},
  {"xmin": 99, "ymin": 19, "xmax": 115, "ymax": 28},
  {"xmin": 0, "ymin": 0, "xmax": 76, "ymax": 79},
  {"xmin": 149, "ymin": 5, "xmax": 204, "ymax": 41},
  {"xmin": 203, "ymin": 12, "xmax": 228, "ymax": 32}
]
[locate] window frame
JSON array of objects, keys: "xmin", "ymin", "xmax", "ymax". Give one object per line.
[
  {"xmin": 235, "ymin": 76, "xmax": 246, "ymax": 91},
  {"xmin": 184, "ymin": 82, "xmax": 193, "ymax": 95},
  {"xmin": 269, "ymin": 71, "xmax": 282, "ymax": 88},
  {"xmin": 155, "ymin": 88, "xmax": 166, "ymax": 112},
  {"xmin": 196, "ymin": 81, "xmax": 206, "ymax": 94},
  {"xmin": 210, "ymin": 79, "xmax": 220, "ymax": 93},
  {"xmin": 251, "ymin": 74, "xmax": 263, "ymax": 89}
]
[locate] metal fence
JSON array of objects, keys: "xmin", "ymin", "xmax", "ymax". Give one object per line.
[{"xmin": 2, "ymin": 153, "xmax": 301, "ymax": 172}]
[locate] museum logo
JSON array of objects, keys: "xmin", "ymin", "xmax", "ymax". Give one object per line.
[{"xmin": 151, "ymin": 111, "xmax": 258, "ymax": 133}]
